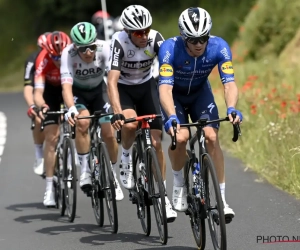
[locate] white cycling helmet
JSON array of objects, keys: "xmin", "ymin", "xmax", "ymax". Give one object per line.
[
  {"xmin": 113, "ymin": 16, "xmax": 124, "ymax": 31},
  {"xmin": 178, "ymin": 7, "xmax": 212, "ymax": 38},
  {"xmin": 120, "ymin": 5, "xmax": 152, "ymax": 30}
]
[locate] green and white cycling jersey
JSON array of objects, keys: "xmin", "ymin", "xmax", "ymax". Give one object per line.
[{"xmin": 60, "ymin": 39, "xmax": 109, "ymax": 90}]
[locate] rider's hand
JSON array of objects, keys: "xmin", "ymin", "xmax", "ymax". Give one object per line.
[
  {"xmin": 227, "ymin": 107, "xmax": 243, "ymax": 124},
  {"xmin": 164, "ymin": 115, "xmax": 180, "ymax": 136},
  {"xmin": 65, "ymin": 106, "xmax": 79, "ymax": 126},
  {"xmin": 38, "ymin": 104, "xmax": 49, "ymax": 120},
  {"xmin": 27, "ymin": 104, "xmax": 38, "ymax": 118},
  {"xmin": 110, "ymin": 113, "xmax": 125, "ymax": 131}
]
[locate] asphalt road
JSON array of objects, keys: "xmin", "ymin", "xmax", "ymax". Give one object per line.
[{"xmin": 1, "ymin": 92, "xmax": 300, "ymax": 250}]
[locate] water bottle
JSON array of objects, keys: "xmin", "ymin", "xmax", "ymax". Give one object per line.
[
  {"xmin": 192, "ymin": 162, "xmax": 200, "ymax": 175},
  {"xmin": 139, "ymin": 162, "xmax": 146, "ymax": 186}
]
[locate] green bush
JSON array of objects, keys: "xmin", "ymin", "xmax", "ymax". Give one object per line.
[{"xmin": 238, "ymin": 0, "xmax": 300, "ymax": 60}]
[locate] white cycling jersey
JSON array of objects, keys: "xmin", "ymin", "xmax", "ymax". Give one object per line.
[
  {"xmin": 60, "ymin": 39, "xmax": 110, "ymax": 90},
  {"xmin": 107, "ymin": 29, "xmax": 164, "ymax": 85}
]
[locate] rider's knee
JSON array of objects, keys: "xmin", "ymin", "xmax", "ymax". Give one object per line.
[
  {"xmin": 152, "ymin": 133, "xmax": 162, "ymax": 151},
  {"xmin": 205, "ymin": 129, "xmax": 218, "ymax": 146},
  {"xmin": 76, "ymin": 119, "xmax": 90, "ymax": 134},
  {"xmin": 123, "ymin": 122, "xmax": 137, "ymax": 133}
]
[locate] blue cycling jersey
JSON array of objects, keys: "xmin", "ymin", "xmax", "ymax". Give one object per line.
[{"xmin": 158, "ymin": 35, "xmax": 235, "ymax": 94}]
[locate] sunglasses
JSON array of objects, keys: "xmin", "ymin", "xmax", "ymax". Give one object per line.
[
  {"xmin": 186, "ymin": 35, "xmax": 210, "ymax": 45},
  {"xmin": 49, "ymin": 54, "xmax": 61, "ymax": 61},
  {"xmin": 131, "ymin": 27, "xmax": 151, "ymax": 38},
  {"xmin": 77, "ymin": 44, "xmax": 97, "ymax": 53}
]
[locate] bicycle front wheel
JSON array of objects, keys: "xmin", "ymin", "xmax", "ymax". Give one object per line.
[
  {"xmin": 98, "ymin": 142, "xmax": 118, "ymax": 233},
  {"xmin": 203, "ymin": 154, "xmax": 226, "ymax": 250},
  {"xmin": 146, "ymin": 147, "xmax": 168, "ymax": 244},
  {"xmin": 185, "ymin": 150, "xmax": 206, "ymax": 250},
  {"xmin": 55, "ymin": 149, "xmax": 66, "ymax": 216},
  {"xmin": 62, "ymin": 137, "xmax": 77, "ymax": 223},
  {"xmin": 132, "ymin": 142, "xmax": 151, "ymax": 236}
]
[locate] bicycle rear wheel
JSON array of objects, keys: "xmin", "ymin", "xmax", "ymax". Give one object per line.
[
  {"xmin": 62, "ymin": 137, "xmax": 77, "ymax": 222},
  {"xmin": 98, "ymin": 142, "xmax": 118, "ymax": 233},
  {"xmin": 203, "ymin": 154, "xmax": 226, "ymax": 250},
  {"xmin": 185, "ymin": 150, "xmax": 206, "ymax": 250},
  {"xmin": 146, "ymin": 147, "xmax": 168, "ymax": 244},
  {"xmin": 89, "ymin": 153, "xmax": 104, "ymax": 227},
  {"xmin": 132, "ymin": 142, "xmax": 151, "ymax": 236}
]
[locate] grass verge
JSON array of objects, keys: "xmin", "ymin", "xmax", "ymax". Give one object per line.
[{"xmin": 209, "ymin": 57, "xmax": 300, "ymax": 198}]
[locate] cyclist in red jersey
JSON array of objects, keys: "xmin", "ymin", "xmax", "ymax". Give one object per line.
[
  {"xmin": 33, "ymin": 31, "xmax": 71, "ymax": 207},
  {"xmin": 23, "ymin": 32, "xmax": 51, "ymax": 176}
]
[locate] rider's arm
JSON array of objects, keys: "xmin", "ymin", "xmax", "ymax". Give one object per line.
[
  {"xmin": 107, "ymin": 37, "xmax": 125, "ymax": 114},
  {"xmin": 153, "ymin": 31, "xmax": 165, "ymax": 80},
  {"xmin": 33, "ymin": 53, "xmax": 47, "ymax": 108},
  {"xmin": 23, "ymin": 56, "xmax": 35, "ymax": 107},
  {"xmin": 217, "ymin": 41, "xmax": 239, "ymax": 109},
  {"xmin": 60, "ymin": 46, "xmax": 75, "ymax": 109},
  {"xmin": 157, "ymin": 40, "xmax": 176, "ymax": 117}
]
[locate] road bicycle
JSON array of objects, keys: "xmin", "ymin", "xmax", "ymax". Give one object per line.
[
  {"xmin": 170, "ymin": 113, "xmax": 241, "ymax": 250},
  {"xmin": 75, "ymin": 110, "xmax": 118, "ymax": 233},
  {"xmin": 41, "ymin": 108, "xmax": 77, "ymax": 222},
  {"xmin": 119, "ymin": 114, "xmax": 168, "ymax": 244}
]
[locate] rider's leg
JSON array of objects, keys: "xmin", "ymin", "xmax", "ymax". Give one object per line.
[{"xmin": 32, "ymin": 116, "xmax": 45, "ymax": 175}]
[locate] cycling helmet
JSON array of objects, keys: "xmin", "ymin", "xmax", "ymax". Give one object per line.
[
  {"xmin": 70, "ymin": 22, "xmax": 97, "ymax": 45},
  {"xmin": 37, "ymin": 32, "xmax": 51, "ymax": 49},
  {"xmin": 92, "ymin": 10, "xmax": 110, "ymax": 25},
  {"xmin": 178, "ymin": 7, "xmax": 212, "ymax": 38},
  {"xmin": 120, "ymin": 5, "xmax": 152, "ymax": 30},
  {"xmin": 113, "ymin": 16, "xmax": 124, "ymax": 31},
  {"xmin": 44, "ymin": 31, "xmax": 71, "ymax": 56}
]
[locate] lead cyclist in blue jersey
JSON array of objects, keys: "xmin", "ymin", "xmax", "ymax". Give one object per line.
[{"xmin": 158, "ymin": 7, "xmax": 243, "ymax": 223}]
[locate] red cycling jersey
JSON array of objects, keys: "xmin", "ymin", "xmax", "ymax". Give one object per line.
[{"xmin": 34, "ymin": 49, "xmax": 61, "ymax": 88}]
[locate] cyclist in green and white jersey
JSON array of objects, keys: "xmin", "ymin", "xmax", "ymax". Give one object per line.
[{"xmin": 60, "ymin": 22, "xmax": 123, "ymax": 201}]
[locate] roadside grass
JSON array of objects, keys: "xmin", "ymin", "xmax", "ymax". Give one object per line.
[{"xmin": 209, "ymin": 58, "xmax": 300, "ymax": 198}]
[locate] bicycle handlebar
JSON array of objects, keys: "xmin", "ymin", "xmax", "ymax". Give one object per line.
[
  {"xmin": 116, "ymin": 114, "xmax": 162, "ymax": 143},
  {"xmin": 170, "ymin": 112, "xmax": 241, "ymax": 150}
]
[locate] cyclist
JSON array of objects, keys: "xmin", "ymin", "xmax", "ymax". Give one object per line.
[
  {"xmin": 91, "ymin": 10, "xmax": 115, "ymax": 41},
  {"xmin": 23, "ymin": 32, "xmax": 51, "ymax": 176},
  {"xmin": 34, "ymin": 31, "xmax": 71, "ymax": 207},
  {"xmin": 108, "ymin": 5, "xmax": 177, "ymax": 222},
  {"xmin": 60, "ymin": 22, "xmax": 123, "ymax": 201},
  {"xmin": 158, "ymin": 7, "xmax": 243, "ymax": 223}
]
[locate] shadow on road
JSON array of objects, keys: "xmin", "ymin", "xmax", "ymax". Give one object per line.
[
  {"xmin": 36, "ymin": 223, "xmax": 173, "ymax": 247},
  {"xmin": 6, "ymin": 202, "xmax": 48, "ymax": 212},
  {"xmin": 6, "ymin": 202, "xmax": 80, "ymax": 224}
]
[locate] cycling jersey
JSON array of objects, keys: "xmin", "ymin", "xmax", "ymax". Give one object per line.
[
  {"xmin": 34, "ymin": 49, "xmax": 61, "ymax": 89},
  {"xmin": 107, "ymin": 29, "xmax": 164, "ymax": 85},
  {"xmin": 158, "ymin": 35, "xmax": 235, "ymax": 94},
  {"xmin": 24, "ymin": 50, "xmax": 41, "ymax": 87},
  {"xmin": 60, "ymin": 39, "xmax": 109, "ymax": 90}
]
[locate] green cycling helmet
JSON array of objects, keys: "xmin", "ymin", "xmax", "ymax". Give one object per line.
[{"xmin": 70, "ymin": 22, "xmax": 97, "ymax": 45}]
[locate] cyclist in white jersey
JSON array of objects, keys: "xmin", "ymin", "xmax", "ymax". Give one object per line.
[
  {"xmin": 107, "ymin": 5, "xmax": 177, "ymax": 222},
  {"xmin": 60, "ymin": 22, "xmax": 123, "ymax": 201}
]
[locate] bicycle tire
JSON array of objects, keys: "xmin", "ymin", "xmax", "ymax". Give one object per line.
[
  {"xmin": 89, "ymin": 153, "xmax": 104, "ymax": 227},
  {"xmin": 98, "ymin": 142, "xmax": 118, "ymax": 233},
  {"xmin": 62, "ymin": 137, "xmax": 77, "ymax": 223},
  {"xmin": 185, "ymin": 150, "xmax": 206, "ymax": 250},
  {"xmin": 146, "ymin": 147, "xmax": 168, "ymax": 244},
  {"xmin": 203, "ymin": 154, "xmax": 226, "ymax": 250},
  {"xmin": 132, "ymin": 142, "xmax": 151, "ymax": 236},
  {"xmin": 55, "ymin": 150, "xmax": 66, "ymax": 216}
]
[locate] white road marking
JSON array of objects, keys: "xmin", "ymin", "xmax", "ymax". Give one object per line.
[{"xmin": 0, "ymin": 112, "xmax": 7, "ymax": 164}]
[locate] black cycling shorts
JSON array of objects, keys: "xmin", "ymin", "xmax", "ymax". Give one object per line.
[
  {"xmin": 118, "ymin": 77, "xmax": 162, "ymax": 130},
  {"xmin": 73, "ymin": 81, "xmax": 113, "ymax": 123},
  {"xmin": 43, "ymin": 84, "xmax": 63, "ymax": 127}
]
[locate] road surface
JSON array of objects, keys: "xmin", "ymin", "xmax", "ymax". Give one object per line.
[{"xmin": 1, "ymin": 92, "xmax": 300, "ymax": 250}]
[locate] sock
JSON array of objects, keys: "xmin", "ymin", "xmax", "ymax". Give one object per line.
[
  {"xmin": 220, "ymin": 183, "xmax": 226, "ymax": 205},
  {"xmin": 164, "ymin": 180, "xmax": 166, "ymax": 190},
  {"xmin": 172, "ymin": 169, "xmax": 184, "ymax": 187},
  {"xmin": 121, "ymin": 147, "xmax": 132, "ymax": 164},
  {"xmin": 78, "ymin": 153, "xmax": 90, "ymax": 174},
  {"xmin": 46, "ymin": 177, "xmax": 53, "ymax": 191},
  {"xmin": 35, "ymin": 144, "xmax": 43, "ymax": 159}
]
